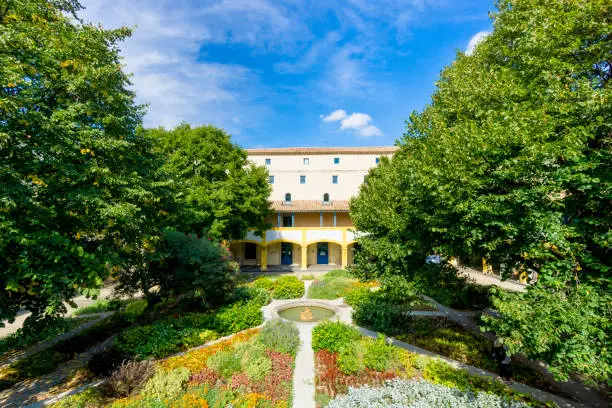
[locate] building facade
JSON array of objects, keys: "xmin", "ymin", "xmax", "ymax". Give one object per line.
[{"xmin": 230, "ymin": 146, "xmax": 397, "ymax": 270}]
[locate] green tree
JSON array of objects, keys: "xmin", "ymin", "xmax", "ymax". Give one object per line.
[
  {"xmin": 142, "ymin": 124, "xmax": 272, "ymax": 240},
  {"xmin": 350, "ymin": 0, "xmax": 610, "ymax": 384},
  {"xmin": 0, "ymin": 0, "xmax": 173, "ymax": 328}
]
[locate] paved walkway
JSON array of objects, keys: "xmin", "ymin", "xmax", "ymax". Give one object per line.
[
  {"xmin": 292, "ymin": 325, "xmax": 315, "ymax": 408},
  {"xmin": 0, "ymin": 285, "xmax": 117, "ymax": 338},
  {"xmin": 458, "ymin": 265, "xmax": 526, "ymax": 292}
]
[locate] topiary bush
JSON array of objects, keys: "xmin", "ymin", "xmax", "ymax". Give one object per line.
[
  {"xmin": 312, "ymin": 321, "xmax": 361, "ymax": 353},
  {"xmin": 272, "ymin": 276, "xmax": 304, "ymax": 299},
  {"xmin": 141, "ymin": 367, "xmax": 190, "ymax": 401},
  {"xmin": 326, "ymin": 378, "xmax": 530, "ymax": 408},
  {"xmin": 258, "ymin": 319, "xmax": 300, "ymax": 356}
]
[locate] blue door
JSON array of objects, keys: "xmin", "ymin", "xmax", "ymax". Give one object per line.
[
  {"xmin": 281, "ymin": 243, "xmax": 293, "ymax": 265},
  {"xmin": 317, "ymin": 243, "xmax": 329, "ymax": 264}
]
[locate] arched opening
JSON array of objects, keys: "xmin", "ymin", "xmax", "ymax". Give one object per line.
[
  {"xmin": 306, "ymin": 242, "xmax": 342, "ymax": 266},
  {"xmin": 266, "ymin": 241, "xmax": 303, "ymax": 267},
  {"xmin": 229, "ymin": 242, "xmax": 263, "ymax": 268},
  {"xmin": 285, "ymin": 193, "xmax": 292, "ymax": 202},
  {"xmin": 323, "ymin": 193, "xmax": 330, "ymax": 203},
  {"xmin": 347, "ymin": 242, "xmax": 360, "ymax": 265}
]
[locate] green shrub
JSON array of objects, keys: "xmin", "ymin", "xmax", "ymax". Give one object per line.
[
  {"xmin": 343, "ymin": 287, "xmax": 372, "ymax": 307},
  {"xmin": 142, "ymin": 367, "xmax": 190, "ymax": 401},
  {"xmin": 301, "ymin": 274, "xmax": 315, "ymax": 280},
  {"xmin": 207, "ymin": 350, "xmax": 242, "ymax": 378},
  {"xmin": 322, "ymin": 269, "xmax": 353, "ymax": 280},
  {"xmin": 312, "ymin": 321, "xmax": 361, "ymax": 353},
  {"xmin": 258, "ymin": 319, "xmax": 300, "ymax": 356},
  {"xmin": 123, "ymin": 300, "xmax": 148, "ymax": 323},
  {"xmin": 117, "ymin": 321, "xmax": 183, "ymax": 359},
  {"xmin": 73, "ymin": 299, "xmax": 134, "ymax": 316},
  {"xmin": 210, "ymin": 300, "xmax": 263, "ymax": 335},
  {"xmin": 141, "ymin": 230, "xmax": 238, "ymax": 307},
  {"xmin": 273, "ymin": 276, "xmax": 304, "ymax": 299},
  {"xmin": 307, "ymin": 278, "xmax": 360, "ymax": 300},
  {"xmin": 337, "ymin": 343, "xmax": 365, "ymax": 374},
  {"xmin": 232, "ymin": 286, "xmax": 271, "ymax": 307},
  {"xmin": 352, "ymin": 298, "xmax": 412, "ymax": 335},
  {"xmin": 244, "ymin": 355, "xmax": 272, "ymax": 381},
  {"xmin": 180, "ymin": 328, "xmax": 219, "ymax": 349},
  {"xmin": 410, "ymin": 264, "xmax": 492, "ymax": 310},
  {"xmin": 252, "ymin": 277, "xmax": 275, "ymax": 290},
  {"xmin": 49, "ymin": 387, "xmax": 103, "ymax": 408},
  {"xmin": 362, "ymin": 334, "xmax": 398, "ymax": 371}
]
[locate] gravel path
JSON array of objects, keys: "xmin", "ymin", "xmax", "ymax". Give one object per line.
[{"xmin": 458, "ymin": 265, "xmax": 526, "ymax": 292}]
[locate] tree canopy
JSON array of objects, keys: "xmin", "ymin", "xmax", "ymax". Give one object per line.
[
  {"xmin": 142, "ymin": 124, "xmax": 272, "ymax": 241},
  {"xmin": 350, "ymin": 0, "xmax": 610, "ymax": 384},
  {"xmin": 0, "ymin": 1, "xmax": 269, "ymax": 328},
  {"xmin": 0, "ymin": 0, "xmax": 174, "ymax": 327}
]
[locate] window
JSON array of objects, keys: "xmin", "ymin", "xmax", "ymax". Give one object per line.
[
  {"xmin": 332, "ymin": 175, "xmax": 338, "ymax": 184},
  {"xmin": 269, "ymin": 175, "xmax": 274, "ymax": 184},
  {"xmin": 333, "ymin": 157, "xmax": 340, "ymax": 164},
  {"xmin": 303, "ymin": 158, "xmax": 309, "ymax": 165},
  {"xmin": 282, "ymin": 216, "xmax": 293, "ymax": 227},
  {"xmin": 375, "ymin": 157, "xmax": 380, "ymax": 164},
  {"xmin": 265, "ymin": 158, "xmax": 271, "ymax": 165},
  {"xmin": 285, "ymin": 193, "xmax": 292, "ymax": 202},
  {"xmin": 244, "ymin": 243, "xmax": 257, "ymax": 260},
  {"xmin": 300, "ymin": 175, "xmax": 306, "ymax": 184},
  {"xmin": 323, "ymin": 193, "xmax": 330, "ymax": 203}
]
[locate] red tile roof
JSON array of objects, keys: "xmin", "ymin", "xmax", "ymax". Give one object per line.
[
  {"xmin": 271, "ymin": 200, "xmax": 350, "ymax": 212},
  {"xmin": 247, "ymin": 146, "xmax": 398, "ymax": 156}
]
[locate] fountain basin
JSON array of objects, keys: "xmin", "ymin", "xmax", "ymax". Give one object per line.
[{"xmin": 272, "ymin": 300, "xmax": 338, "ymax": 324}]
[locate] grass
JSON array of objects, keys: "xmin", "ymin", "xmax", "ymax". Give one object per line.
[
  {"xmin": 72, "ymin": 298, "xmax": 136, "ymax": 316},
  {"xmin": 307, "ymin": 269, "xmax": 364, "ymax": 300},
  {"xmin": 300, "ymin": 274, "xmax": 315, "ymax": 280}
]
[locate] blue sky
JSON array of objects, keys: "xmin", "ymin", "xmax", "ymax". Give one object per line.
[{"xmin": 81, "ymin": 0, "xmax": 494, "ymax": 148}]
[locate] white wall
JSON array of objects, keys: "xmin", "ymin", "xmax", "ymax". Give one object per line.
[{"xmin": 249, "ymin": 152, "xmax": 393, "ymax": 202}]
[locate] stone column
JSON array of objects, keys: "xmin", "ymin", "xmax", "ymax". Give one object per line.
[
  {"xmin": 341, "ymin": 245, "xmax": 348, "ymax": 268},
  {"xmin": 261, "ymin": 246, "xmax": 268, "ymax": 271},
  {"xmin": 301, "ymin": 246, "xmax": 308, "ymax": 271}
]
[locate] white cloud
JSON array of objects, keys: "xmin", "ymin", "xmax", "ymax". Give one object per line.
[
  {"xmin": 465, "ymin": 30, "xmax": 491, "ymax": 55},
  {"xmin": 321, "ymin": 109, "xmax": 348, "ymax": 122},
  {"xmin": 321, "ymin": 109, "xmax": 382, "ymax": 138},
  {"xmin": 340, "ymin": 112, "xmax": 371, "ymax": 130}
]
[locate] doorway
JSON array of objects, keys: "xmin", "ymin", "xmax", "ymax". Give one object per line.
[
  {"xmin": 316, "ymin": 242, "xmax": 329, "ymax": 264},
  {"xmin": 281, "ymin": 243, "xmax": 293, "ymax": 265}
]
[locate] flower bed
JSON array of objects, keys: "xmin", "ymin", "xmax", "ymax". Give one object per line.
[
  {"xmin": 312, "ymin": 322, "xmax": 544, "ymax": 408},
  {"xmin": 51, "ymin": 320, "xmax": 298, "ymax": 408},
  {"xmin": 394, "ymin": 317, "xmax": 564, "ymax": 396}
]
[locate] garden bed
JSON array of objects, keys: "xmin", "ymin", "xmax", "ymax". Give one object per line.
[
  {"xmin": 51, "ymin": 319, "xmax": 299, "ymax": 408},
  {"xmin": 312, "ymin": 321, "xmax": 545, "ymax": 408},
  {"xmin": 394, "ymin": 317, "xmax": 570, "ymax": 398}
]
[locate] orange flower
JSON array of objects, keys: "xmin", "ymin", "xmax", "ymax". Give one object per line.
[{"xmin": 160, "ymin": 328, "xmax": 259, "ymax": 373}]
